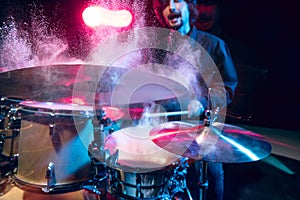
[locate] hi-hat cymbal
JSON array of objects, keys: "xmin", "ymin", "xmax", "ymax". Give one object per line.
[{"xmin": 150, "ymin": 121, "xmax": 272, "ymax": 163}]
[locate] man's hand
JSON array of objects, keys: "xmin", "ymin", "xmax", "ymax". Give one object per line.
[{"xmin": 188, "ymin": 100, "xmax": 204, "ymax": 118}]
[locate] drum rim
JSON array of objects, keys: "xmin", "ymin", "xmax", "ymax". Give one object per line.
[
  {"xmin": 19, "ymin": 107, "xmax": 94, "ymax": 118},
  {"xmin": 13, "ymin": 174, "xmax": 91, "ymax": 194},
  {"xmin": 18, "ymin": 100, "xmax": 94, "ymax": 118},
  {"xmin": 1, "ymin": 97, "xmax": 23, "ymax": 103}
]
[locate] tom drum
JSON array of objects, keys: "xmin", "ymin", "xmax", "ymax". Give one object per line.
[{"xmin": 13, "ymin": 100, "xmax": 94, "ymax": 193}]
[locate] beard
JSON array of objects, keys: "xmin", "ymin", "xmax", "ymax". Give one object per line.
[
  {"xmin": 168, "ymin": 20, "xmax": 183, "ymax": 30},
  {"xmin": 165, "ymin": 12, "xmax": 184, "ymax": 30}
]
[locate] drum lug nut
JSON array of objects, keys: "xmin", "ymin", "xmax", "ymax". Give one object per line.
[{"xmin": 42, "ymin": 162, "xmax": 56, "ymax": 193}]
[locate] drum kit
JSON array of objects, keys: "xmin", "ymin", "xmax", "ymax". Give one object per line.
[{"xmin": 0, "ymin": 64, "xmax": 272, "ymax": 199}]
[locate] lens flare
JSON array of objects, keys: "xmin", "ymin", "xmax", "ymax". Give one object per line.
[{"xmin": 82, "ymin": 6, "xmax": 133, "ymax": 28}]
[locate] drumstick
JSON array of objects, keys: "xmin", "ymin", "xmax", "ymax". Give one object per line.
[{"xmin": 144, "ymin": 110, "xmax": 189, "ymax": 117}]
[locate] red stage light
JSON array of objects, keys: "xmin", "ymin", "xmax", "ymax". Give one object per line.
[{"xmin": 82, "ymin": 6, "xmax": 133, "ymax": 28}]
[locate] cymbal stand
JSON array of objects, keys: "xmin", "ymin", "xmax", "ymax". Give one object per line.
[
  {"xmin": 198, "ymin": 109, "xmax": 211, "ymax": 200},
  {"xmin": 199, "ymin": 87, "xmax": 212, "ymax": 200},
  {"xmin": 199, "ymin": 161, "xmax": 209, "ymax": 200}
]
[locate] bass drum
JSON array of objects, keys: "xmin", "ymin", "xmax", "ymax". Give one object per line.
[{"xmin": 13, "ymin": 100, "xmax": 95, "ymax": 193}]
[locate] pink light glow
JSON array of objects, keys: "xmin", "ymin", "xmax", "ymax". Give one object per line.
[{"xmin": 82, "ymin": 6, "xmax": 133, "ymax": 28}]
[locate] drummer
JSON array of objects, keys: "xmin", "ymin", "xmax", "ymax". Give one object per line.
[{"xmin": 152, "ymin": 0, "xmax": 238, "ymax": 200}]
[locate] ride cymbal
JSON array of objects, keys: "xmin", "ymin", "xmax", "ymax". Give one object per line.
[{"xmin": 150, "ymin": 121, "xmax": 272, "ymax": 163}]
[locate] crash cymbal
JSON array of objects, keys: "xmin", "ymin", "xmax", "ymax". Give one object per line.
[
  {"xmin": 107, "ymin": 68, "xmax": 190, "ymax": 105},
  {"xmin": 0, "ymin": 64, "xmax": 189, "ymax": 105},
  {"xmin": 150, "ymin": 121, "xmax": 272, "ymax": 163},
  {"xmin": 0, "ymin": 64, "xmax": 130, "ymax": 103},
  {"xmin": 0, "ymin": 64, "xmax": 100, "ymax": 102}
]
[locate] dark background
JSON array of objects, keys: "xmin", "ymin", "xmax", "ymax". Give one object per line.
[{"xmin": 0, "ymin": 0, "xmax": 299, "ymax": 131}]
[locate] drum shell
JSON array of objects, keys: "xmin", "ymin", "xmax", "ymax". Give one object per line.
[
  {"xmin": 108, "ymin": 167, "xmax": 174, "ymax": 199},
  {"xmin": 13, "ymin": 105, "xmax": 94, "ymax": 192}
]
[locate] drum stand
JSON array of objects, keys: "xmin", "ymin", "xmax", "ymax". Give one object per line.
[
  {"xmin": 85, "ymin": 108, "xmax": 114, "ymax": 198},
  {"xmin": 199, "ymin": 161, "xmax": 209, "ymax": 200},
  {"xmin": 0, "ymin": 106, "xmax": 20, "ymax": 195}
]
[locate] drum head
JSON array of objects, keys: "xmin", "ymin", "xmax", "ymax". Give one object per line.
[{"xmin": 103, "ymin": 125, "xmax": 187, "ymax": 172}]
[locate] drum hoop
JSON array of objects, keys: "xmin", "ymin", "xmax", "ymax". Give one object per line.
[
  {"xmin": 13, "ymin": 175, "xmax": 90, "ymax": 194},
  {"xmin": 19, "ymin": 107, "xmax": 94, "ymax": 118},
  {"xmin": 110, "ymin": 187, "xmax": 167, "ymax": 200}
]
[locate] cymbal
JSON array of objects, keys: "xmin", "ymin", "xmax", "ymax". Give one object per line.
[
  {"xmin": 0, "ymin": 64, "xmax": 189, "ymax": 105},
  {"xmin": 0, "ymin": 64, "xmax": 116, "ymax": 102},
  {"xmin": 150, "ymin": 121, "xmax": 272, "ymax": 163},
  {"xmin": 108, "ymin": 68, "xmax": 189, "ymax": 105}
]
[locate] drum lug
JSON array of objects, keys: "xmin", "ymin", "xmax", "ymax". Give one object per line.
[
  {"xmin": 136, "ymin": 174, "xmax": 143, "ymax": 199},
  {"xmin": 41, "ymin": 162, "xmax": 56, "ymax": 193}
]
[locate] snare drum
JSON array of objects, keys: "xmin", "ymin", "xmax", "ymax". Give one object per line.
[
  {"xmin": 103, "ymin": 126, "xmax": 189, "ymax": 199},
  {"xmin": 13, "ymin": 101, "xmax": 95, "ymax": 193}
]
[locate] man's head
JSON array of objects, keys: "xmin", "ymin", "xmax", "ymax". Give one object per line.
[{"xmin": 153, "ymin": 0, "xmax": 197, "ymax": 34}]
